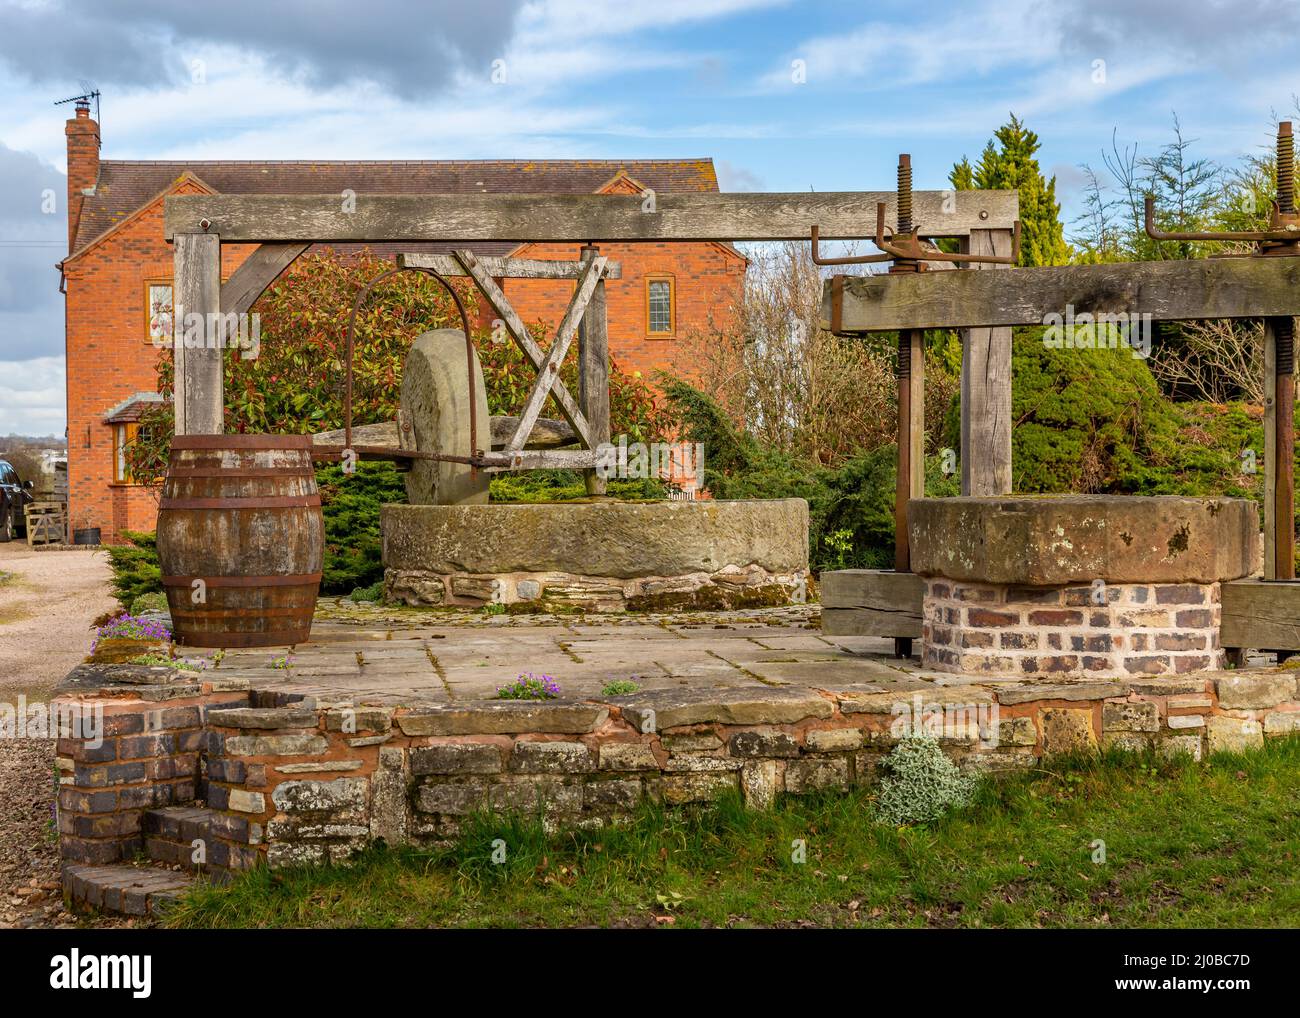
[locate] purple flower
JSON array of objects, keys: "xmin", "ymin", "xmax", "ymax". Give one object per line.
[
  {"xmin": 495, "ymin": 672, "xmax": 562, "ymax": 701},
  {"xmin": 91, "ymin": 613, "xmax": 172, "ymax": 651}
]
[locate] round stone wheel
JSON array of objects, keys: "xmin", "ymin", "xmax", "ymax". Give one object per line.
[{"xmin": 400, "ymin": 328, "xmax": 490, "ymax": 506}]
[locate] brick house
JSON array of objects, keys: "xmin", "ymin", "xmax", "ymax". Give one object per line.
[{"xmin": 59, "ymin": 104, "xmax": 745, "ymax": 543}]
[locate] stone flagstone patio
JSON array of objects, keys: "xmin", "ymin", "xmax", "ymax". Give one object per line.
[{"xmin": 192, "ymin": 601, "xmax": 932, "ymax": 704}]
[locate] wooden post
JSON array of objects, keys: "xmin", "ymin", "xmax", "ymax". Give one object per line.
[
  {"xmin": 1265, "ymin": 323, "xmax": 1278, "ymax": 580},
  {"xmin": 960, "ymin": 228, "xmax": 1014, "ymax": 495},
  {"xmin": 173, "ymin": 233, "xmax": 223, "ymax": 435},
  {"xmin": 894, "ymin": 329, "xmax": 924, "ymax": 571},
  {"xmin": 578, "ymin": 244, "xmax": 610, "ymax": 496},
  {"xmin": 907, "ymin": 329, "xmax": 925, "ymax": 501}
]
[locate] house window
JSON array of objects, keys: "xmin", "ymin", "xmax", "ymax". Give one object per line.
[
  {"xmin": 146, "ymin": 282, "xmax": 173, "ymax": 346},
  {"xmin": 646, "ymin": 276, "xmax": 675, "ymax": 336},
  {"xmin": 113, "ymin": 423, "xmax": 139, "ymax": 484}
]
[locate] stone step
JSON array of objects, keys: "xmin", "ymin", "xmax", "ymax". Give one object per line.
[
  {"xmin": 63, "ymin": 863, "xmax": 197, "ymax": 918},
  {"xmin": 143, "ymin": 804, "xmax": 217, "ymax": 871}
]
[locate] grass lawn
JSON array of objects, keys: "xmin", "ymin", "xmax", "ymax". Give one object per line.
[{"xmin": 165, "ymin": 739, "xmax": 1300, "ymax": 929}]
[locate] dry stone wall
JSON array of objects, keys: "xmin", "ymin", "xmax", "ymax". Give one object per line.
[{"xmin": 52, "ymin": 663, "xmax": 1300, "ymax": 889}]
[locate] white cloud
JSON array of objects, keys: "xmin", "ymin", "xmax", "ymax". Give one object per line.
[
  {"xmin": 0, "ymin": 356, "xmax": 64, "ymax": 435},
  {"xmin": 756, "ymin": 1, "xmax": 1052, "ymax": 92},
  {"xmin": 517, "ymin": 0, "xmax": 787, "ymax": 43}
]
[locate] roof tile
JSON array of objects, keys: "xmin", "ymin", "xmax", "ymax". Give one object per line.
[{"xmin": 74, "ymin": 159, "xmax": 720, "ymax": 252}]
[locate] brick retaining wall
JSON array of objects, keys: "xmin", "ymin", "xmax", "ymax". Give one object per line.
[
  {"xmin": 52, "ymin": 667, "xmax": 1300, "ymax": 885},
  {"xmin": 923, "ymin": 580, "xmax": 1226, "ymax": 678}
]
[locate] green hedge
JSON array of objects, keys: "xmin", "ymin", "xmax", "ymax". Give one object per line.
[
  {"xmin": 106, "ymin": 464, "xmax": 406, "ymax": 608},
  {"xmin": 659, "ymin": 378, "xmax": 959, "ymax": 573}
]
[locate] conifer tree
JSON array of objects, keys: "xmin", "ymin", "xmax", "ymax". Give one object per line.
[{"xmin": 950, "ymin": 115, "xmax": 1070, "ymax": 267}]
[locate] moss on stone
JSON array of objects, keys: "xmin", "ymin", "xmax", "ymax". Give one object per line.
[{"xmin": 626, "ymin": 582, "xmax": 798, "ymax": 613}]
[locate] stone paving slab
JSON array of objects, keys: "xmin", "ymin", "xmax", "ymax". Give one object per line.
[{"xmin": 174, "ymin": 605, "xmax": 901, "ymax": 704}]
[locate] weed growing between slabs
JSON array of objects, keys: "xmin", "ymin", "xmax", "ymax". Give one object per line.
[{"xmin": 163, "ymin": 738, "xmax": 1300, "ymax": 929}]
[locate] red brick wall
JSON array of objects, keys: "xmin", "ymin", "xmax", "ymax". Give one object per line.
[
  {"xmin": 64, "ymin": 109, "xmax": 99, "ymax": 251},
  {"xmin": 503, "ymin": 240, "xmax": 743, "ymax": 384},
  {"xmin": 64, "ymin": 179, "xmax": 262, "ymax": 544},
  {"xmin": 65, "ymin": 189, "xmax": 743, "ymax": 544}
]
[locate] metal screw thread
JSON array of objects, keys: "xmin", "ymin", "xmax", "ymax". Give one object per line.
[
  {"xmin": 1278, "ymin": 122, "xmax": 1294, "ymax": 215},
  {"xmin": 1278, "ymin": 317, "xmax": 1295, "ymax": 376},
  {"xmin": 897, "ymin": 154, "xmax": 913, "ymax": 235},
  {"xmin": 897, "ymin": 333, "xmax": 911, "ymax": 378}
]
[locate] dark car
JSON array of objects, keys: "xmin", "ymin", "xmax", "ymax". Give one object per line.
[{"xmin": 0, "ymin": 459, "xmax": 35, "ymax": 541}]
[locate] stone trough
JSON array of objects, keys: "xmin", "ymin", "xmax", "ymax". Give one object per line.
[
  {"xmin": 382, "ymin": 498, "xmax": 810, "ymax": 611},
  {"xmin": 909, "ymin": 495, "xmax": 1260, "ymax": 679}
]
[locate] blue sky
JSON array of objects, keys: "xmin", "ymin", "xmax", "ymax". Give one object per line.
[{"xmin": 1, "ymin": 0, "xmax": 1297, "ymax": 434}]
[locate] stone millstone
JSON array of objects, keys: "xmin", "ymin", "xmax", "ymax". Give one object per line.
[
  {"xmin": 908, "ymin": 495, "xmax": 1258, "ymax": 584},
  {"xmin": 400, "ymin": 328, "xmax": 490, "ymax": 506},
  {"xmin": 381, "ymin": 499, "xmax": 809, "ymax": 579}
]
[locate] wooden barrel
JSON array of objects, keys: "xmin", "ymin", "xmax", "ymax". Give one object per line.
[{"xmin": 156, "ymin": 435, "xmax": 323, "ymax": 648}]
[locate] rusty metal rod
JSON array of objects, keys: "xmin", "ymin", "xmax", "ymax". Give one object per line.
[
  {"xmin": 1279, "ymin": 121, "xmax": 1294, "ymax": 215},
  {"xmin": 893, "ymin": 331, "xmax": 914, "ymax": 660},
  {"xmin": 1277, "ymin": 317, "xmax": 1296, "ymax": 579},
  {"xmin": 342, "ymin": 266, "xmax": 478, "ymax": 471},
  {"xmin": 897, "ymin": 155, "xmax": 913, "ymax": 236}
]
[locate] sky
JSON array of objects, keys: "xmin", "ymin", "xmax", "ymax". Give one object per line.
[{"xmin": 0, "ymin": 0, "xmax": 1297, "ymax": 436}]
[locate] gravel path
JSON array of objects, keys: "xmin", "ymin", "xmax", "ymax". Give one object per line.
[
  {"xmin": 0, "ymin": 545, "xmax": 117, "ymax": 699},
  {"xmin": 0, "ymin": 545, "xmax": 126, "ymax": 929}
]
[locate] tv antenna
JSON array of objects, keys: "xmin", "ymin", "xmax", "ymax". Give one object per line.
[{"xmin": 54, "ymin": 82, "xmax": 100, "ymax": 126}]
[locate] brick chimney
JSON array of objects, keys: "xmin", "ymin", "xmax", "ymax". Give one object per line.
[{"xmin": 65, "ymin": 101, "xmax": 100, "ymax": 252}]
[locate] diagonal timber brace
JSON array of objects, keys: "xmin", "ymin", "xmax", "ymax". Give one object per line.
[
  {"xmin": 505, "ymin": 253, "xmax": 607, "ymax": 454},
  {"xmin": 450, "ymin": 249, "xmax": 599, "ymax": 449}
]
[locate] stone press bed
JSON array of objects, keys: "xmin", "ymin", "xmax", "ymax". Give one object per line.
[{"xmin": 50, "ymin": 612, "xmax": 1300, "ymax": 917}]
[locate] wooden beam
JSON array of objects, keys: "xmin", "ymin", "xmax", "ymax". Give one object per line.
[
  {"xmin": 312, "ymin": 415, "xmax": 576, "ymax": 453},
  {"xmin": 820, "ymin": 569, "xmax": 924, "ymax": 639},
  {"xmin": 220, "ymin": 242, "xmax": 308, "ymax": 315},
  {"xmin": 505, "ymin": 255, "xmax": 606, "ymax": 453},
  {"xmin": 398, "ymin": 253, "xmax": 621, "ymax": 279},
  {"xmin": 173, "ymin": 233, "xmax": 223, "ymax": 435},
  {"xmin": 451, "ymin": 250, "xmax": 592, "ymax": 447},
  {"xmin": 480, "ymin": 448, "xmax": 602, "ymax": 473},
  {"xmin": 1221, "ymin": 579, "xmax": 1300, "ymax": 651},
  {"xmin": 164, "ymin": 190, "xmax": 1019, "ymax": 243},
  {"xmin": 960, "ymin": 228, "xmax": 1014, "ymax": 495},
  {"xmin": 825, "ymin": 257, "xmax": 1300, "ymax": 332},
  {"xmin": 578, "ymin": 245, "xmax": 611, "ymax": 496}
]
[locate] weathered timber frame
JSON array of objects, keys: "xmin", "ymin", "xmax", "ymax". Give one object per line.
[
  {"xmin": 166, "ymin": 189, "xmax": 1017, "ymax": 479},
  {"xmin": 824, "ymin": 255, "xmax": 1300, "ymax": 582},
  {"xmin": 821, "ymin": 247, "xmax": 1300, "ymax": 659}
]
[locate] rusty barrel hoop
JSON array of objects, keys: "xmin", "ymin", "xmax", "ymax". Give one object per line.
[{"xmin": 156, "ymin": 434, "xmax": 324, "ymax": 648}]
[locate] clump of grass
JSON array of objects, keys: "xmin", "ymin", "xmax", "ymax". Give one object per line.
[
  {"xmin": 495, "ymin": 673, "xmax": 560, "ymax": 700},
  {"xmin": 128, "ymin": 653, "xmax": 207, "ymax": 671},
  {"xmin": 349, "ymin": 581, "xmax": 384, "ymax": 603},
  {"xmin": 601, "ymin": 679, "xmax": 641, "ymax": 696},
  {"xmin": 129, "ymin": 591, "xmax": 169, "ymax": 615},
  {"xmin": 481, "ymin": 602, "xmax": 507, "ymax": 616}
]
